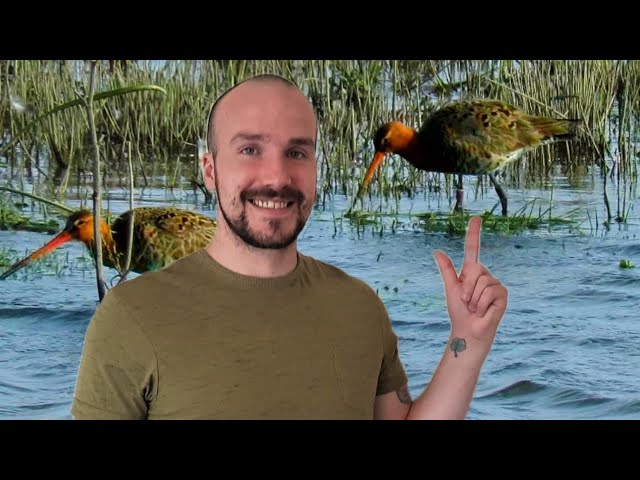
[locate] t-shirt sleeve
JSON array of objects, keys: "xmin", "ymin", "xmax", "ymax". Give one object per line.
[
  {"xmin": 375, "ymin": 296, "xmax": 409, "ymax": 396},
  {"xmin": 71, "ymin": 287, "xmax": 158, "ymax": 419}
]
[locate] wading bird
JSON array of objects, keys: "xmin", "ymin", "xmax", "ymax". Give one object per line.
[
  {"xmin": 355, "ymin": 99, "xmax": 581, "ymax": 216},
  {"xmin": 0, "ymin": 207, "xmax": 217, "ymax": 279}
]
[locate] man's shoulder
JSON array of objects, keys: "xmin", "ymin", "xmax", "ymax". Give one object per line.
[
  {"xmin": 299, "ymin": 252, "xmax": 377, "ymax": 296},
  {"xmin": 90, "ymin": 250, "xmax": 208, "ymax": 334},
  {"xmin": 105, "ymin": 250, "xmax": 204, "ymax": 301},
  {"xmin": 298, "ymin": 253, "xmax": 391, "ymax": 327}
]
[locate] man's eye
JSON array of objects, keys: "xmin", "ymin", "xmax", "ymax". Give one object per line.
[
  {"xmin": 288, "ymin": 151, "xmax": 305, "ymax": 159},
  {"xmin": 241, "ymin": 147, "xmax": 257, "ymax": 155}
]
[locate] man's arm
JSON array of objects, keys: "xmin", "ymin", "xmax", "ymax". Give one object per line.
[
  {"xmin": 374, "ymin": 216, "xmax": 508, "ymax": 420},
  {"xmin": 374, "ymin": 384, "xmax": 413, "ymax": 420},
  {"xmin": 374, "ymin": 334, "xmax": 491, "ymax": 420},
  {"xmin": 71, "ymin": 288, "xmax": 157, "ymax": 420}
]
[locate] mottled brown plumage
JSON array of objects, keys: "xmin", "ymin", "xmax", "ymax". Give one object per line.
[
  {"xmin": 357, "ymin": 99, "xmax": 581, "ymax": 215},
  {"xmin": 0, "ymin": 207, "xmax": 217, "ymax": 279}
]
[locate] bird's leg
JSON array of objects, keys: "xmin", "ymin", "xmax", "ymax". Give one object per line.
[
  {"xmin": 454, "ymin": 174, "xmax": 464, "ymax": 212},
  {"xmin": 488, "ymin": 172, "xmax": 508, "ymax": 216}
]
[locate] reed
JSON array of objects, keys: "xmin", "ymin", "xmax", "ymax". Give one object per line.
[
  {"xmin": 0, "ymin": 60, "xmax": 637, "ymax": 232},
  {"xmin": 0, "ymin": 205, "xmax": 60, "ymax": 234},
  {"xmin": 344, "ymin": 197, "xmax": 582, "ymax": 237}
]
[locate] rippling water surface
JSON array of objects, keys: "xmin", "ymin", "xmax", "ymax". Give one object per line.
[{"xmin": 1, "ymin": 173, "xmax": 639, "ymax": 420}]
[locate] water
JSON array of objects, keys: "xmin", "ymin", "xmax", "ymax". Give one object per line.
[{"xmin": 1, "ymin": 171, "xmax": 639, "ymax": 420}]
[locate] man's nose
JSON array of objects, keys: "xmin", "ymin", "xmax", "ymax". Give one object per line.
[{"xmin": 260, "ymin": 152, "xmax": 293, "ymax": 188}]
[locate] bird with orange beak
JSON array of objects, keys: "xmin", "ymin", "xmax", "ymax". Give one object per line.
[
  {"xmin": 355, "ymin": 99, "xmax": 581, "ymax": 216},
  {"xmin": 0, "ymin": 207, "xmax": 216, "ymax": 279}
]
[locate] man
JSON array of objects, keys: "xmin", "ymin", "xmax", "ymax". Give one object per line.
[{"xmin": 71, "ymin": 73, "xmax": 508, "ymax": 420}]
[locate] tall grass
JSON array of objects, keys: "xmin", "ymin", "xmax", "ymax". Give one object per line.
[{"xmin": 0, "ymin": 60, "xmax": 637, "ymax": 221}]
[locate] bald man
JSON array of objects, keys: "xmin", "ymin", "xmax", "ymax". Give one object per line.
[{"xmin": 71, "ymin": 74, "xmax": 508, "ymax": 420}]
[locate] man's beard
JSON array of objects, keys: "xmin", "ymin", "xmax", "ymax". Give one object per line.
[{"xmin": 214, "ymin": 170, "xmax": 310, "ymax": 250}]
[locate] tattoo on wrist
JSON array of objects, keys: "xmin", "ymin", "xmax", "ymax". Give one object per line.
[
  {"xmin": 396, "ymin": 384, "xmax": 412, "ymax": 404},
  {"xmin": 450, "ymin": 337, "xmax": 467, "ymax": 357}
]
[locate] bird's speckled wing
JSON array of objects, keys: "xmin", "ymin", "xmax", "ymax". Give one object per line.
[
  {"xmin": 421, "ymin": 100, "xmax": 546, "ymax": 173},
  {"xmin": 112, "ymin": 207, "xmax": 217, "ymax": 273}
]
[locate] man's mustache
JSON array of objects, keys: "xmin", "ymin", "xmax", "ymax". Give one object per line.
[{"xmin": 240, "ymin": 186, "xmax": 305, "ymax": 203}]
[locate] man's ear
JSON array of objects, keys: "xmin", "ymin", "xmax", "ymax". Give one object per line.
[{"xmin": 201, "ymin": 152, "xmax": 216, "ymax": 192}]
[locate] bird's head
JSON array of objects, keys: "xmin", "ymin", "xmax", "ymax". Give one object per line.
[
  {"xmin": 372, "ymin": 121, "xmax": 403, "ymax": 154},
  {"xmin": 62, "ymin": 210, "xmax": 112, "ymax": 246},
  {"xmin": 357, "ymin": 121, "xmax": 414, "ymax": 198},
  {"xmin": 0, "ymin": 210, "xmax": 111, "ymax": 280}
]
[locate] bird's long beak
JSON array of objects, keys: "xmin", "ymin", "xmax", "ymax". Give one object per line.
[
  {"xmin": 356, "ymin": 151, "xmax": 386, "ymax": 198},
  {"xmin": 0, "ymin": 231, "xmax": 73, "ymax": 280}
]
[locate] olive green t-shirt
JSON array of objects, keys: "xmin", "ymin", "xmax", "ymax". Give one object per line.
[{"xmin": 71, "ymin": 249, "xmax": 408, "ymax": 419}]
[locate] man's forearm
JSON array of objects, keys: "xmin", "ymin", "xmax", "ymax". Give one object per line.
[{"xmin": 406, "ymin": 334, "xmax": 491, "ymax": 420}]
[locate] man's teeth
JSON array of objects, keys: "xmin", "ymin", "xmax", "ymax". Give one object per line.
[{"xmin": 252, "ymin": 199, "xmax": 288, "ymax": 209}]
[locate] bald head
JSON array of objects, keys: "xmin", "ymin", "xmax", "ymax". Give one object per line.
[
  {"xmin": 206, "ymin": 74, "xmax": 316, "ymax": 155},
  {"xmin": 200, "ymin": 73, "xmax": 319, "ymax": 254}
]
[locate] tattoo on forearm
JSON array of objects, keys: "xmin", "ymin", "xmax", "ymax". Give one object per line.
[
  {"xmin": 396, "ymin": 384, "xmax": 413, "ymax": 404},
  {"xmin": 450, "ymin": 337, "xmax": 467, "ymax": 357}
]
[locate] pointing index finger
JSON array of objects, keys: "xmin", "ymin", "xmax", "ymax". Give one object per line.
[{"xmin": 463, "ymin": 216, "xmax": 481, "ymax": 265}]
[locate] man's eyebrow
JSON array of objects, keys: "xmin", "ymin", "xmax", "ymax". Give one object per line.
[
  {"xmin": 230, "ymin": 133, "xmax": 268, "ymax": 144},
  {"xmin": 290, "ymin": 137, "xmax": 315, "ymax": 148},
  {"xmin": 229, "ymin": 133, "xmax": 315, "ymax": 148}
]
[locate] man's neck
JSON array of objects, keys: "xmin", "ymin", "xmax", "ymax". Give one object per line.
[{"xmin": 205, "ymin": 227, "xmax": 299, "ymax": 278}]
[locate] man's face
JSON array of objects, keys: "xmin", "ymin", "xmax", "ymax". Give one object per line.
[{"xmin": 202, "ymin": 82, "xmax": 317, "ymax": 250}]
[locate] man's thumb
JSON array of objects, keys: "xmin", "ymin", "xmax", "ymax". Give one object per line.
[{"xmin": 433, "ymin": 250, "xmax": 458, "ymax": 288}]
